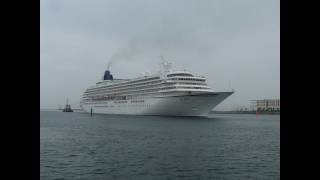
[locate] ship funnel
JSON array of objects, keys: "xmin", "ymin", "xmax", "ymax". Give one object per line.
[{"xmin": 103, "ymin": 70, "xmax": 114, "ymax": 80}]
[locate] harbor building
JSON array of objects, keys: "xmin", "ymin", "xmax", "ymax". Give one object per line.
[{"xmin": 250, "ymin": 99, "xmax": 280, "ymax": 112}]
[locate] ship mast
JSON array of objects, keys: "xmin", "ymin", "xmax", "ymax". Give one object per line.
[{"xmin": 160, "ymin": 55, "xmax": 165, "ymax": 63}]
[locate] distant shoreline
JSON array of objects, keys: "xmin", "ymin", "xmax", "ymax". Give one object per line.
[
  {"xmin": 211, "ymin": 111, "xmax": 280, "ymax": 115},
  {"xmin": 40, "ymin": 109, "xmax": 279, "ymax": 115},
  {"xmin": 40, "ymin": 109, "xmax": 84, "ymax": 112}
]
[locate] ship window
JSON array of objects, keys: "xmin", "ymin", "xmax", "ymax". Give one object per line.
[{"xmin": 167, "ymin": 73, "xmax": 193, "ymax": 77}]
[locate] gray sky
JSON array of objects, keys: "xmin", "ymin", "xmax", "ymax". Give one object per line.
[{"xmin": 40, "ymin": 0, "xmax": 279, "ymax": 110}]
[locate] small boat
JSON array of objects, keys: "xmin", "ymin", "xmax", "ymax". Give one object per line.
[{"xmin": 63, "ymin": 98, "xmax": 73, "ymax": 112}]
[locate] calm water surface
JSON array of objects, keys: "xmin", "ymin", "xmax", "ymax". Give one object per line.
[{"xmin": 40, "ymin": 111, "xmax": 280, "ymax": 180}]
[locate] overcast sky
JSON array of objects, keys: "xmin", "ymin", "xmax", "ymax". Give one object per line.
[{"xmin": 40, "ymin": 0, "xmax": 279, "ymax": 110}]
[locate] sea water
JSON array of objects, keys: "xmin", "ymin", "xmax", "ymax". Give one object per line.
[{"xmin": 40, "ymin": 111, "xmax": 280, "ymax": 180}]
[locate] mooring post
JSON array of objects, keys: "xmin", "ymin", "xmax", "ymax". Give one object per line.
[{"xmin": 91, "ymin": 108, "xmax": 93, "ymax": 117}]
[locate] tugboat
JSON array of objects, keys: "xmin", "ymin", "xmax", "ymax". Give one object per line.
[{"xmin": 63, "ymin": 98, "xmax": 73, "ymax": 112}]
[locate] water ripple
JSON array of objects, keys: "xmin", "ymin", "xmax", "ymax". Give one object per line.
[{"xmin": 41, "ymin": 111, "xmax": 280, "ymax": 180}]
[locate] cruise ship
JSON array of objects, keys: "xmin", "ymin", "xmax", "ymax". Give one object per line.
[{"xmin": 80, "ymin": 61, "xmax": 234, "ymax": 116}]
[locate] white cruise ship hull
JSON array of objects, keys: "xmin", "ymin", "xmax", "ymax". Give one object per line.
[{"xmin": 80, "ymin": 92, "xmax": 233, "ymax": 116}]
